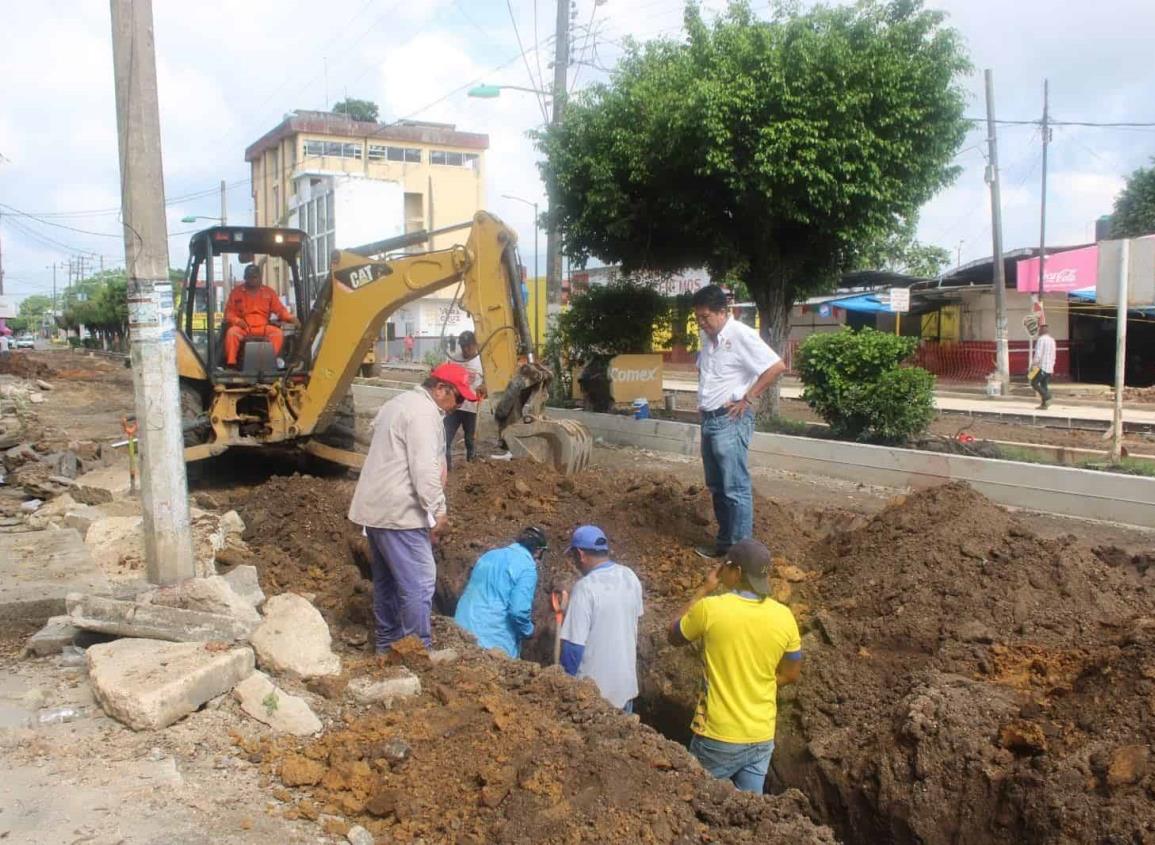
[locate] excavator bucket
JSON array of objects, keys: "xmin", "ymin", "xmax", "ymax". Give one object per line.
[
  {"xmin": 503, "ymin": 417, "xmax": 594, "ymax": 475},
  {"xmin": 492, "ymin": 362, "xmax": 593, "ymax": 475}
]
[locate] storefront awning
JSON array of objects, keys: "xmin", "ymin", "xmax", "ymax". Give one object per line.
[{"xmin": 1068, "ymin": 286, "xmax": 1155, "ymax": 317}]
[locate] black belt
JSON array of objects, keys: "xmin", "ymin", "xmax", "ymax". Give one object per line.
[{"xmin": 700, "ymin": 407, "xmax": 730, "ymax": 420}]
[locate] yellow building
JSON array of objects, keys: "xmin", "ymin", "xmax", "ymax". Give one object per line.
[{"xmin": 244, "ymin": 110, "xmax": 488, "ymax": 297}]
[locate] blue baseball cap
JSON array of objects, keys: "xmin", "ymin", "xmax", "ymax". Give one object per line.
[{"xmin": 567, "ymin": 525, "xmax": 609, "ymax": 553}]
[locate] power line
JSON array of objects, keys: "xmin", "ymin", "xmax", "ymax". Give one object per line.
[{"xmin": 506, "ymin": 0, "xmax": 551, "ymax": 123}]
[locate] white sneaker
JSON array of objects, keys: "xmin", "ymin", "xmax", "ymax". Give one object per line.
[{"xmin": 489, "ymin": 451, "xmax": 513, "ymax": 461}]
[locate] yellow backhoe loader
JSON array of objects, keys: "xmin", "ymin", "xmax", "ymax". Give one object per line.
[{"xmin": 174, "ymin": 211, "xmax": 591, "ymax": 474}]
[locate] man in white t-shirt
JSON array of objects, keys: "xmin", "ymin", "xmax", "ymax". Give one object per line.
[
  {"xmin": 692, "ymin": 285, "xmax": 787, "ymax": 559},
  {"xmin": 559, "ymin": 525, "xmax": 644, "ymax": 711},
  {"xmin": 444, "ymin": 330, "xmax": 486, "ymax": 468},
  {"xmin": 1030, "ymin": 323, "xmax": 1056, "ymax": 410}
]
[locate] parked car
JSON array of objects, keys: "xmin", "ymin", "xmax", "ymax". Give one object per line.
[{"xmin": 14, "ymin": 335, "xmax": 35, "ymax": 349}]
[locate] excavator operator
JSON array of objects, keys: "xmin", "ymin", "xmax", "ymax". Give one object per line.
[{"xmin": 224, "ymin": 264, "xmax": 298, "ymax": 368}]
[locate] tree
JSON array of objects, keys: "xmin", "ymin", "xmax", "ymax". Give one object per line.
[
  {"xmin": 539, "ymin": 0, "xmax": 970, "ymax": 378},
  {"xmin": 7, "ymin": 294, "xmax": 53, "ymax": 334},
  {"xmin": 332, "ymin": 97, "xmax": 379, "ymax": 123},
  {"xmin": 1112, "ymin": 159, "xmax": 1155, "ymax": 238},
  {"xmin": 854, "ymin": 218, "xmax": 952, "ymax": 277}
]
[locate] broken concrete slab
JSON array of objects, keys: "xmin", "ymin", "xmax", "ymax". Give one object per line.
[
  {"xmin": 22, "ymin": 615, "xmax": 79, "ymax": 657},
  {"xmin": 221, "ymin": 565, "xmax": 265, "ymax": 610},
  {"xmin": 83, "ymin": 515, "xmax": 143, "ymax": 571},
  {"xmin": 233, "ymin": 670, "xmax": 322, "ymax": 736},
  {"xmin": 138, "ymin": 576, "xmax": 261, "ymax": 626},
  {"xmin": 250, "ymin": 593, "xmax": 340, "ymax": 679},
  {"xmin": 34, "ymin": 379, "xmax": 53, "ymax": 392},
  {"xmin": 72, "ymin": 463, "xmax": 132, "ymax": 505},
  {"xmin": 61, "ymin": 504, "xmax": 106, "ymax": 538},
  {"xmin": 66, "ymin": 593, "xmax": 256, "ymax": 643},
  {"xmin": 347, "ymin": 667, "xmax": 421, "ymax": 707},
  {"xmin": 87, "ymin": 638, "xmax": 255, "ymax": 730},
  {"xmin": 0, "ymin": 529, "xmax": 110, "ymax": 623},
  {"xmin": 4, "ymin": 443, "xmax": 40, "ymax": 469}
]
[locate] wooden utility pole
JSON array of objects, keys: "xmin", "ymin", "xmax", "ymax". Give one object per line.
[
  {"xmin": 110, "ymin": 0, "xmax": 195, "ymax": 585},
  {"xmin": 544, "ymin": 0, "xmax": 570, "ymax": 310},
  {"xmin": 985, "ymin": 69, "xmax": 1010, "ymax": 393}
]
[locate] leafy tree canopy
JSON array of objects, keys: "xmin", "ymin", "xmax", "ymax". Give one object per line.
[
  {"xmin": 538, "ymin": 0, "xmax": 970, "ymax": 349},
  {"xmin": 853, "ymin": 217, "xmax": 952, "ymax": 277},
  {"xmin": 332, "ymin": 98, "xmax": 379, "ymax": 123},
  {"xmin": 1112, "ymin": 159, "xmax": 1155, "ymax": 238}
]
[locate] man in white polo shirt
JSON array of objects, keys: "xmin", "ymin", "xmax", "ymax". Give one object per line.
[
  {"xmin": 1030, "ymin": 323, "xmax": 1056, "ymax": 410},
  {"xmin": 692, "ymin": 285, "xmax": 787, "ymax": 558}
]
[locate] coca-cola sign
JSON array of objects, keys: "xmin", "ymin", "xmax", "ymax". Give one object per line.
[{"xmin": 1016, "ymin": 245, "xmax": 1098, "ymax": 293}]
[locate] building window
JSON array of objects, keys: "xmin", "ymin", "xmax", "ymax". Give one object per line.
[
  {"xmin": 302, "ymin": 194, "xmax": 336, "ymax": 275},
  {"xmin": 303, "ymin": 139, "xmax": 362, "ymax": 160},
  {"xmin": 430, "ymin": 150, "xmax": 480, "ymax": 168},
  {"xmin": 368, "ymin": 145, "xmax": 422, "ymax": 163}
]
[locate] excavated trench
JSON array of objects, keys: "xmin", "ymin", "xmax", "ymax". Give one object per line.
[{"xmin": 224, "ymin": 460, "xmax": 1155, "ymax": 845}]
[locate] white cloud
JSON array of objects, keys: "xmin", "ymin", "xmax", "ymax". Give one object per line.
[{"xmin": 3, "ymin": 0, "xmax": 1155, "ymax": 302}]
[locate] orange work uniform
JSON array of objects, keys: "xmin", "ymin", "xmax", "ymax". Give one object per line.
[{"xmin": 224, "ymin": 284, "xmax": 293, "ymax": 365}]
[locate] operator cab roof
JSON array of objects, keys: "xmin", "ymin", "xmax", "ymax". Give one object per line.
[{"xmin": 188, "ymin": 226, "xmax": 308, "ymax": 260}]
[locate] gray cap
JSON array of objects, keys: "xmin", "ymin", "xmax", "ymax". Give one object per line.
[{"xmin": 726, "ymin": 539, "xmax": 772, "ymax": 596}]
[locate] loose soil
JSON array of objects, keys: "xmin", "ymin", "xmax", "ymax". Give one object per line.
[
  {"xmin": 0, "ymin": 351, "xmax": 56, "ymax": 379},
  {"xmin": 231, "ymin": 456, "xmax": 1155, "ymax": 844},
  {"xmin": 248, "ymin": 627, "xmax": 833, "ymax": 844}
]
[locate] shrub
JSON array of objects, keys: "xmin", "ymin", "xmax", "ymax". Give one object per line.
[{"xmin": 796, "ymin": 328, "xmax": 935, "ymax": 443}]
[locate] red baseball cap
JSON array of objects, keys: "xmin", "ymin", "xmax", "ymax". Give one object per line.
[{"xmin": 429, "ymin": 362, "xmax": 478, "ymax": 402}]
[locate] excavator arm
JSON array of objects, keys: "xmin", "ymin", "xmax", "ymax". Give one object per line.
[{"xmin": 291, "ymin": 211, "xmax": 590, "ymax": 474}]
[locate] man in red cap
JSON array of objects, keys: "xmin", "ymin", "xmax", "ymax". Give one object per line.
[{"xmin": 349, "ymin": 361, "xmax": 478, "ymax": 650}]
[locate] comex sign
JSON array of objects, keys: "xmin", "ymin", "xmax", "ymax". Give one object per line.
[{"xmin": 607, "ymin": 354, "xmax": 664, "ymax": 403}]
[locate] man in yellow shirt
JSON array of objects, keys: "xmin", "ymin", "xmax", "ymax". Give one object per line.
[{"xmin": 668, "ymin": 538, "xmax": 802, "ymax": 792}]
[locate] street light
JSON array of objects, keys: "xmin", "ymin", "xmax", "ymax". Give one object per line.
[
  {"xmin": 502, "ymin": 194, "xmax": 541, "ymax": 355},
  {"xmin": 180, "ymin": 215, "xmax": 222, "ymax": 224},
  {"xmin": 467, "ymin": 83, "xmax": 549, "ymax": 99}
]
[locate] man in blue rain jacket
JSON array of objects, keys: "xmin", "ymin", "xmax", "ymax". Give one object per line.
[{"xmin": 454, "ymin": 526, "xmax": 548, "ymax": 658}]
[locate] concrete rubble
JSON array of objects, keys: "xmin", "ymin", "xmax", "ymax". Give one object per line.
[
  {"xmin": 86, "ymin": 638, "xmax": 255, "ymax": 730},
  {"xmin": 222, "ymin": 564, "xmax": 265, "ymax": 610},
  {"xmin": 22, "ymin": 615, "xmax": 80, "ymax": 657},
  {"xmin": 138, "ymin": 575, "xmax": 261, "ymax": 626},
  {"xmin": 250, "ymin": 593, "xmax": 341, "ymax": 679},
  {"xmin": 66, "ymin": 593, "xmax": 256, "ymax": 643},
  {"xmin": 233, "ymin": 670, "xmax": 322, "ymax": 736},
  {"xmin": 347, "ymin": 667, "xmax": 422, "ymax": 707}
]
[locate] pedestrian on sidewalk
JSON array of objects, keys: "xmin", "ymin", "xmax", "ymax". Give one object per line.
[
  {"xmin": 692, "ymin": 285, "xmax": 787, "ymax": 558},
  {"xmin": 668, "ymin": 539, "xmax": 803, "ymax": 793},
  {"xmin": 1030, "ymin": 324, "xmax": 1056, "ymax": 410},
  {"xmin": 453, "ymin": 526, "xmax": 547, "ymax": 658},
  {"xmin": 404, "ymin": 332, "xmax": 416, "ymax": 362},
  {"xmin": 559, "ymin": 525, "xmax": 644, "ymax": 712},
  {"xmin": 348, "ymin": 362, "xmax": 478, "ymax": 650},
  {"xmin": 444, "ymin": 330, "xmax": 486, "ymax": 469}
]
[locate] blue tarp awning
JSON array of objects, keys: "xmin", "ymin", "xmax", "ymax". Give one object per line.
[{"xmin": 827, "ymin": 293, "xmax": 890, "ymax": 314}]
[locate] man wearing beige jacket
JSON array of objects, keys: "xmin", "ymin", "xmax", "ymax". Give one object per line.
[{"xmin": 349, "ymin": 363, "xmax": 478, "ymax": 650}]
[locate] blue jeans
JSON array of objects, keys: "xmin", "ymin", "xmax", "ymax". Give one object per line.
[
  {"xmin": 365, "ymin": 527, "xmax": 436, "ymax": 650},
  {"xmin": 690, "ymin": 734, "xmax": 775, "ymax": 793},
  {"xmin": 700, "ymin": 411, "xmax": 754, "ymax": 550}
]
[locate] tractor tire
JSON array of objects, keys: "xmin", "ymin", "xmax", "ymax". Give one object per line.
[{"xmin": 180, "ymin": 382, "xmax": 209, "ymax": 447}]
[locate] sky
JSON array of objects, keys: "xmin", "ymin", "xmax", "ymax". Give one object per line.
[{"xmin": 1, "ymin": 0, "xmax": 1154, "ymax": 305}]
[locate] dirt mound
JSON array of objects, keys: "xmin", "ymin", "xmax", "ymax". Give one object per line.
[
  {"xmin": 774, "ymin": 482, "xmax": 1155, "ymax": 844},
  {"xmin": 251, "ymin": 634, "xmax": 835, "ymax": 844},
  {"xmin": 231, "ymin": 473, "xmax": 371, "ymax": 630},
  {"xmin": 0, "ymin": 352, "xmax": 55, "ymax": 379}
]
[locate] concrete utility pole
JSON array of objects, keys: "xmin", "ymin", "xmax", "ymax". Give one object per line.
[
  {"xmin": 544, "ymin": 0, "xmax": 570, "ymax": 310},
  {"xmin": 984, "ymin": 69, "xmax": 1010, "ymax": 393},
  {"xmin": 110, "ymin": 0, "xmax": 195, "ymax": 585},
  {"xmin": 1110, "ymin": 240, "xmax": 1130, "ymax": 462},
  {"xmin": 0, "ymin": 213, "xmax": 5, "ymax": 296}
]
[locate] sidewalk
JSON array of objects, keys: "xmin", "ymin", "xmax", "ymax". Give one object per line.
[{"xmin": 661, "ymin": 376, "xmax": 1155, "ymax": 429}]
